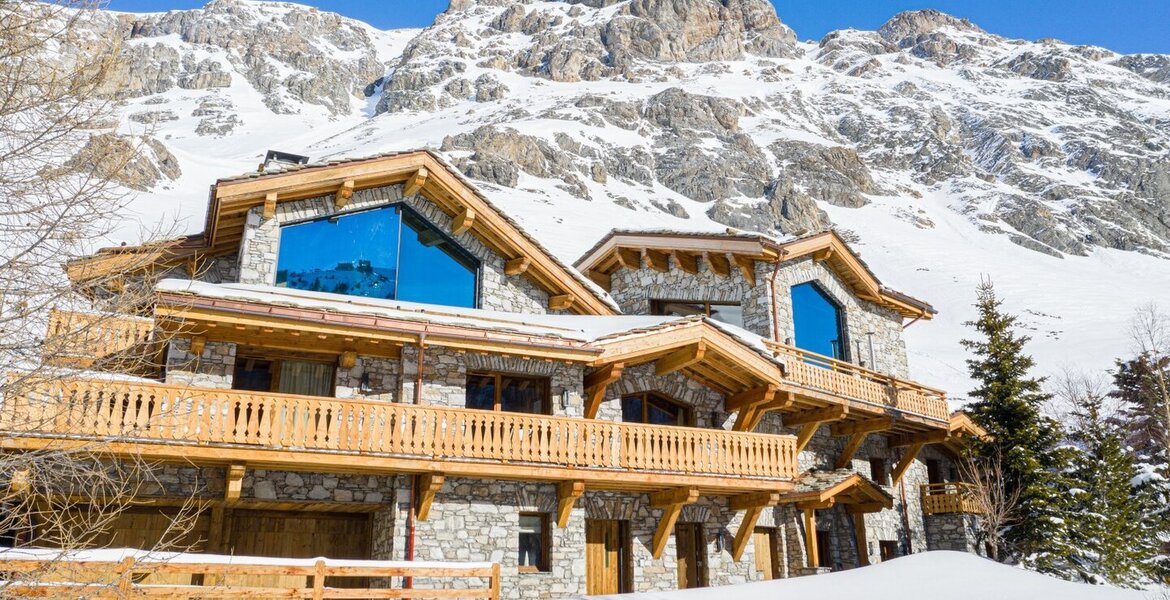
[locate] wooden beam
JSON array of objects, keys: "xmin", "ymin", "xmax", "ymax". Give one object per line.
[
  {"xmin": 649, "ymin": 487, "xmax": 699, "ymax": 559},
  {"xmin": 549, "ymin": 294, "xmax": 575, "ymax": 311},
  {"xmin": 888, "ymin": 429, "xmax": 949, "ymax": 447},
  {"xmin": 452, "ymin": 206, "xmax": 475, "ymax": 236},
  {"xmin": 654, "ymin": 343, "xmax": 706, "ymax": 376},
  {"xmin": 334, "ymin": 179, "xmax": 354, "ymax": 208},
  {"xmin": 729, "ymin": 491, "xmax": 780, "ymax": 512},
  {"xmin": 853, "ymin": 512, "xmax": 870, "ymax": 566},
  {"xmin": 583, "ymin": 363, "xmax": 623, "ymax": 419},
  {"xmin": 339, "ymin": 351, "xmax": 357, "ymax": 370},
  {"xmin": 845, "ymin": 502, "xmax": 888, "ymax": 514},
  {"xmin": 262, "ymin": 192, "xmax": 277, "ymax": 220},
  {"xmin": 675, "ymin": 251, "xmax": 700, "ymax": 274},
  {"xmin": 725, "ymin": 384, "xmax": 777, "ymax": 412},
  {"xmin": 798, "ymin": 499, "xmax": 835, "ymax": 511},
  {"xmin": 415, "ymin": 473, "xmax": 445, "ymax": 521},
  {"xmin": 834, "ymin": 432, "xmax": 870, "ymax": 470},
  {"xmin": 803, "ymin": 508, "xmax": 819, "ymax": 569},
  {"xmin": 556, "ymin": 481, "xmax": 585, "ymax": 528},
  {"xmin": 504, "ymin": 257, "xmax": 530, "ymax": 276},
  {"xmin": 795, "ymin": 423, "xmax": 821, "ymax": 454},
  {"xmin": 813, "ymin": 247, "xmax": 834, "ymax": 262},
  {"xmin": 225, "ymin": 464, "xmax": 245, "ymax": 504},
  {"xmin": 732, "ymin": 505, "xmax": 764, "ymax": 562},
  {"xmin": 587, "ymin": 269, "xmax": 611, "ymax": 290},
  {"xmin": 733, "ymin": 254, "xmax": 757, "ymax": 286},
  {"xmin": 732, "ymin": 406, "xmax": 760, "ymax": 432},
  {"xmin": 404, "ymin": 167, "xmax": 428, "ymax": 197},
  {"xmin": 645, "ymin": 249, "xmax": 671, "ymax": 273},
  {"xmin": 891, "ymin": 443, "xmax": 924, "ymax": 485},
  {"xmin": 189, "ymin": 335, "xmax": 206, "ymax": 357},
  {"xmin": 830, "ymin": 417, "xmax": 896, "ymax": 437},
  {"xmin": 785, "ymin": 405, "xmax": 848, "ymax": 428},
  {"xmin": 706, "ymin": 252, "xmax": 731, "ymax": 277},
  {"xmin": 617, "ymin": 248, "xmax": 642, "ymax": 270}
]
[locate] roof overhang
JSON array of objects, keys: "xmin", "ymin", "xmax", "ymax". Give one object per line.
[
  {"xmin": 780, "ymin": 471, "xmax": 894, "ymax": 512},
  {"xmin": 68, "ymin": 151, "xmax": 617, "ymax": 316}
]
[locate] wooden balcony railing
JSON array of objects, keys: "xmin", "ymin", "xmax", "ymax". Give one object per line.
[
  {"xmin": 0, "ymin": 378, "xmax": 799, "ymax": 484},
  {"xmin": 44, "ymin": 309, "xmax": 154, "ymax": 368},
  {"xmin": 921, "ymin": 482, "xmax": 983, "ymax": 515},
  {"xmin": 763, "ymin": 340, "xmax": 949, "ymax": 422},
  {"xmin": 0, "ymin": 549, "xmax": 500, "ymax": 599}
]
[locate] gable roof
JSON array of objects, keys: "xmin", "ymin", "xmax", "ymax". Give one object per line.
[
  {"xmin": 780, "ymin": 470, "xmax": 894, "ymax": 511},
  {"xmin": 574, "ymin": 228, "xmax": 934, "ymax": 319},
  {"xmin": 67, "ymin": 151, "xmax": 618, "ymax": 315}
]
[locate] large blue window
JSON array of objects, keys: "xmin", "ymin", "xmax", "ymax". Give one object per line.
[
  {"xmin": 791, "ymin": 282, "xmax": 846, "ymax": 360},
  {"xmin": 275, "ymin": 204, "xmax": 479, "ymax": 308}
]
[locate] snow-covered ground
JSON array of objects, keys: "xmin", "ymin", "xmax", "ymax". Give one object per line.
[{"xmin": 578, "ymin": 551, "xmax": 1154, "ymax": 600}]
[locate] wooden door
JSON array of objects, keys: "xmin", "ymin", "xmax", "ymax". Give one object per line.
[
  {"xmin": 675, "ymin": 523, "xmax": 708, "ymax": 589},
  {"xmin": 586, "ymin": 519, "xmax": 629, "ymax": 595},
  {"xmin": 227, "ymin": 510, "xmax": 371, "ymax": 589},
  {"xmin": 753, "ymin": 527, "xmax": 781, "ymax": 580},
  {"xmin": 816, "ymin": 530, "xmax": 833, "ymax": 571}
]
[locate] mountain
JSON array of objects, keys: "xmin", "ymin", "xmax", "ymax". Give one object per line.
[{"xmin": 60, "ymin": 0, "xmax": 1170, "ymax": 398}]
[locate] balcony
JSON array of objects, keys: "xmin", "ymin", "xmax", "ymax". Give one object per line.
[
  {"xmin": 44, "ymin": 309, "xmax": 155, "ymax": 369},
  {"xmin": 0, "ymin": 378, "xmax": 798, "ymax": 495},
  {"xmin": 763, "ymin": 340, "xmax": 950, "ymax": 422},
  {"xmin": 921, "ymin": 482, "xmax": 984, "ymax": 515}
]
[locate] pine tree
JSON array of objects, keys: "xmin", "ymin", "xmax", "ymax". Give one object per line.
[
  {"xmin": 1065, "ymin": 379, "xmax": 1160, "ymax": 586},
  {"xmin": 960, "ymin": 280, "xmax": 1076, "ymax": 574}
]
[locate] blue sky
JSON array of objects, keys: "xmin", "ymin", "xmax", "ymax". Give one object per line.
[{"xmin": 107, "ymin": 0, "xmax": 1170, "ymax": 54}]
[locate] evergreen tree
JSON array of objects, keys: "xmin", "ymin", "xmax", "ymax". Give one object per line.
[
  {"xmin": 1065, "ymin": 380, "xmax": 1160, "ymax": 586},
  {"xmin": 960, "ymin": 280, "xmax": 1076, "ymax": 574}
]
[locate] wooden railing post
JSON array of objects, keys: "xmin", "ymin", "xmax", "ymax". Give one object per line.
[
  {"xmin": 489, "ymin": 562, "xmax": 501, "ymax": 600},
  {"xmin": 312, "ymin": 558, "xmax": 326, "ymax": 600},
  {"xmin": 116, "ymin": 555, "xmax": 136, "ymax": 594}
]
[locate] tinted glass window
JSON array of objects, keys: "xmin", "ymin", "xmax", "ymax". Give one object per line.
[
  {"xmin": 791, "ymin": 282, "xmax": 845, "ymax": 360},
  {"xmin": 621, "ymin": 393, "xmax": 690, "ymax": 426},
  {"xmin": 276, "ymin": 205, "xmax": 478, "ymax": 308},
  {"xmin": 465, "ymin": 373, "xmax": 496, "ymax": 411},
  {"xmin": 465, "ymin": 372, "xmax": 549, "ymax": 415},
  {"xmin": 518, "ymin": 514, "xmax": 548, "ymax": 572}
]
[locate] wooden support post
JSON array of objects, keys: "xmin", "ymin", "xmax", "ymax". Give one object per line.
[
  {"xmin": 788, "ymin": 406, "xmax": 848, "ymax": 453},
  {"xmin": 834, "ymin": 432, "xmax": 870, "ymax": 470},
  {"xmin": 490, "ymin": 563, "xmax": 501, "ymax": 600},
  {"xmin": 504, "ymin": 257, "xmax": 530, "ymax": 276},
  {"xmin": 404, "ymin": 167, "xmax": 429, "ymax": 197},
  {"xmin": 729, "ymin": 491, "xmax": 779, "ymax": 561},
  {"xmin": 334, "ymin": 179, "xmax": 354, "ymax": 208},
  {"xmin": 262, "ymin": 192, "xmax": 277, "ymax": 219},
  {"xmin": 733, "ymin": 254, "xmax": 757, "ymax": 286},
  {"xmin": 583, "ymin": 363, "xmax": 623, "ymax": 419},
  {"xmin": 116, "ymin": 555, "xmax": 136, "ymax": 594},
  {"xmin": 416, "ymin": 473, "xmax": 445, "ymax": 521},
  {"xmin": 617, "ymin": 248, "xmax": 642, "ymax": 270},
  {"xmin": 549, "ymin": 294, "xmax": 575, "ymax": 311},
  {"xmin": 654, "ymin": 343, "xmax": 705, "ymax": 376},
  {"xmin": 339, "ymin": 350, "xmax": 357, "ymax": 370},
  {"xmin": 852, "ymin": 512, "xmax": 870, "ymax": 567},
  {"xmin": 795, "ymin": 424, "xmax": 821, "ymax": 454},
  {"xmin": 556, "ymin": 481, "xmax": 585, "ymax": 528},
  {"xmin": 650, "ymin": 487, "xmax": 700, "ymax": 559},
  {"xmin": 725, "ymin": 384, "xmax": 777, "ymax": 412},
  {"xmin": 225, "ymin": 464, "xmax": 245, "ymax": 504},
  {"xmin": 732, "ymin": 406, "xmax": 760, "ymax": 432},
  {"xmin": 706, "ymin": 252, "xmax": 731, "ymax": 277},
  {"xmin": 803, "ymin": 508, "xmax": 819, "ymax": 569},
  {"xmin": 452, "ymin": 206, "xmax": 475, "ymax": 236},
  {"xmin": 891, "ymin": 443, "xmax": 924, "ymax": 485},
  {"xmin": 645, "ymin": 249, "xmax": 671, "ymax": 273},
  {"xmin": 312, "ymin": 558, "xmax": 326, "ymax": 600}
]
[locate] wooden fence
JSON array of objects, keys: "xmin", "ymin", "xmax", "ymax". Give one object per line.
[
  {"xmin": 921, "ymin": 482, "xmax": 983, "ymax": 515},
  {"xmin": 0, "ymin": 377, "xmax": 798, "ymax": 481},
  {"xmin": 764, "ymin": 340, "xmax": 949, "ymax": 421},
  {"xmin": 0, "ymin": 553, "xmax": 500, "ymax": 599}
]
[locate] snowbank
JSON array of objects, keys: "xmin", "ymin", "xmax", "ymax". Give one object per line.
[{"xmin": 578, "ymin": 552, "xmax": 1152, "ymax": 600}]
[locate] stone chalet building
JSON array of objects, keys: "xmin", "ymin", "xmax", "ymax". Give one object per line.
[{"xmin": 2, "ymin": 150, "xmax": 987, "ymax": 597}]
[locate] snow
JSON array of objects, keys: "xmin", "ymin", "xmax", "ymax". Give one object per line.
[
  {"xmin": 576, "ymin": 551, "xmax": 1151, "ymax": 600},
  {"xmin": 0, "ymin": 546, "xmax": 491, "ymax": 570}
]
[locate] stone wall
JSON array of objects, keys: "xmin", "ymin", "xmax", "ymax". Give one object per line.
[
  {"xmin": 235, "ymin": 184, "xmax": 552, "ymax": 314},
  {"xmin": 596, "ymin": 363, "xmax": 729, "ymax": 428},
  {"xmin": 605, "ymin": 258, "xmax": 774, "ymax": 339},
  {"xmin": 772, "ymin": 256, "xmax": 908, "ymax": 377},
  {"xmin": 336, "ymin": 354, "xmax": 401, "ymax": 402},
  {"xmin": 164, "ymin": 337, "xmax": 236, "ymax": 388},
  {"xmin": 925, "ymin": 513, "xmax": 983, "ymax": 554}
]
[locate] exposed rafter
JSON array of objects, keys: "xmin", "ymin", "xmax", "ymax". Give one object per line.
[
  {"xmin": 452, "ymin": 206, "xmax": 475, "ymax": 236},
  {"xmin": 675, "ymin": 251, "xmax": 700, "ymax": 274},
  {"xmin": 649, "ymin": 487, "xmax": 700, "ymax": 559},
  {"xmin": 733, "ymin": 254, "xmax": 757, "ymax": 286},
  {"xmin": 556, "ymin": 481, "xmax": 585, "ymax": 528},
  {"xmin": 404, "ymin": 167, "xmax": 428, "ymax": 197},
  {"xmin": 706, "ymin": 252, "xmax": 731, "ymax": 277},
  {"xmin": 891, "ymin": 443, "xmax": 924, "ymax": 485},
  {"xmin": 262, "ymin": 192, "xmax": 277, "ymax": 220},
  {"xmin": 549, "ymin": 294, "xmax": 575, "ymax": 311},
  {"xmin": 645, "ymin": 249, "xmax": 671, "ymax": 273},
  {"xmin": 583, "ymin": 363, "xmax": 624, "ymax": 419},
  {"xmin": 504, "ymin": 257, "xmax": 530, "ymax": 276},
  {"xmin": 617, "ymin": 247, "xmax": 642, "ymax": 270},
  {"xmin": 334, "ymin": 179, "xmax": 354, "ymax": 208},
  {"xmin": 654, "ymin": 343, "xmax": 706, "ymax": 376}
]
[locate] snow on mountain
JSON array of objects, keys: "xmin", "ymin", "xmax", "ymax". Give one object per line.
[{"xmin": 67, "ymin": 0, "xmax": 1170, "ymax": 398}]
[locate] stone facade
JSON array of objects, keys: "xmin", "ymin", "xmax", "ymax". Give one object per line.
[
  {"xmin": 234, "ymin": 184, "xmax": 552, "ymax": 314},
  {"xmin": 925, "ymin": 513, "xmax": 983, "ymax": 555},
  {"xmin": 164, "ymin": 337, "xmax": 236, "ymax": 389}
]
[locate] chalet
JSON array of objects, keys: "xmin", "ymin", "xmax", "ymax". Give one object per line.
[{"xmin": 1, "ymin": 150, "xmax": 986, "ymax": 598}]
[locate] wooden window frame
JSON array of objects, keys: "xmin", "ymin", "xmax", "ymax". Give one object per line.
[
  {"xmin": 233, "ymin": 351, "xmax": 338, "ymax": 397},
  {"xmin": 465, "ymin": 371, "xmax": 552, "ymax": 415},
  {"xmin": 517, "ymin": 512, "xmax": 551, "ymax": 574},
  {"xmin": 621, "ymin": 391, "xmax": 695, "ymax": 427}
]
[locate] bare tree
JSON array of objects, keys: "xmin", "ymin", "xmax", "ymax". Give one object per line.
[
  {"xmin": 960, "ymin": 449, "xmax": 1021, "ymax": 562},
  {"xmin": 0, "ymin": 0, "xmax": 196, "ymax": 594},
  {"xmin": 1128, "ymin": 303, "xmax": 1170, "ymax": 460}
]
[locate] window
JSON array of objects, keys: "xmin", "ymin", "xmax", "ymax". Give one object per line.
[
  {"xmin": 466, "ymin": 372, "xmax": 550, "ymax": 414},
  {"xmin": 621, "ymin": 392, "xmax": 693, "ymax": 426},
  {"xmin": 869, "ymin": 458, "xmax": 889, "ymax": 486},
  {"xmin": 790, "ymin": 282, "xmax": 846, "ymax": 360},
  {"xmin": 275, "ymin": 204, "xmax": 479, "ymax": 308},
  {"xmin": 650, "ymin": 300, "xmax": 744, "ymax": 329},
  {"xmin": 879, "ymin": 540, "xmax": 900, "ymax": 562},
  {"xmin": 233, "ymin": 356, "xmax": 335, "ymax": 397},
  {"xmin": 518, "ymin": 513, "xmax": 550, "ymax": 573}
]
